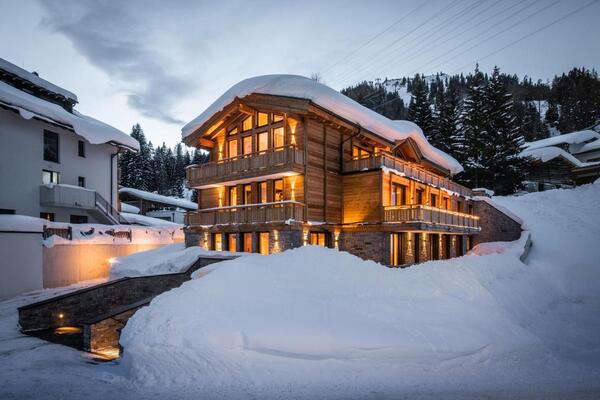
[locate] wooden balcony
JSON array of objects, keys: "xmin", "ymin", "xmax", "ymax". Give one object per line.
[
  {"xmin": 343, "ymin": 153, "xmax": 473, "ymax": 198},
  {"xmin": 187, "ymin": 145, "xmax": 305, "ymax": 188},
  {"xmin": 384, "ymin": 205, "xmax": 480, "ymax": 230},
  {"xmin": 187, "ymin": 201, "xmax": 305, "ymax": 226}
]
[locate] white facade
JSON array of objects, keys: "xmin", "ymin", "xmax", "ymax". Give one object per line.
[
  {"xmin": 146, "ymin": 209, "xmax": 187, "ymax": 224},
  {"xmin": 0, "ymin": 108, "xmax": 120, "ymax": 223}
]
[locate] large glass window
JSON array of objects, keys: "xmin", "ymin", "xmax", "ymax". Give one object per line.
[
  {"xmin": 259, "ymin": 232, "xmax": 269, "ymax": 255},
  {"xmin": 70, "ymin": 215, "xmax": 88, "ymax": 224},
  {"xmin": 228, "ymin": 186, "xmax": 237, "ymax": 206},
  {"xmin": 228, "ymin": 233, "xmax": 237, "ymax": 252},
  {"xmin": 243, "ymin": 184, "xmax": 252, "ymax": 204},
  {"xmin": 228, "ymin": 139, "xmax": 238, "ymax": 158},
  {"xmin": 272, "ymin": 114, "xmax": 284, "ymax": 123},
  {"xmin": 257, "ymin": 131, "xmax": 268, "ymax": 152},
  {"xmin": 273, "ymin": 127, "xmax": 284, "ymax": 148},
  {"xmin": 78, "ymin": 140, "xmax": 85, "ymax": 157},
  {"xmin": 228, "ymin": 128, "xmax": 237, "ymax": 136},
  {"xmin": 243, "ymin": 233, "xmax": 253, "ymax": 252},
  {"xmin": 392, "ymin": 184, "xmax": 407, "ymax": 206},
  {"xmin": 42, "ymin": 170, "xmax": 60, "ymax": 184},
  {"xmin": 242, "ymin": 116, "xmax": 253, "ymax": 131},
  {"xmin": 257, "ymin": 112, "xmax": 269, "ymax": 127},
  {"xmin": 273, "ymin": 179, "xmax": 284, "ymax": 202},
  {"xmin": 352, "ymin": 145, "xmax": 370, "ymax": 159},
  {"xmin": 213, "ymin": 233, "xmax": 222, "ymax": 251},
  {"xmin": 258, "ymin": 181, "xmax": 267, "ymax": 203},
  {"xmin": 243, "ymin": 135, "xmax": 253, "ymax": 155},
  {"xmin": 43, "ymin": 130, "xmax": 59, "ymax": 163},
  {"xmin": 310, "ymin": 232, "xmax": 327, "ymax": 247},
  {"xmin": 390, "ymin": 233, "xmax": 404, "ymax": 266}
]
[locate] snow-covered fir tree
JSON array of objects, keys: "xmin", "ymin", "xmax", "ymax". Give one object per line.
[
  {"xmin": 484, "ymin": 66, "xmax": 529, "ymax": 194},
  {"xmin": 407, "ymin": 76, "xmax": 433, "ymax": 137},
  {"xmin": 118, "ymin": 124, "xmax": 153, "ymax": 191},
  {"xmin": 430, "ymin": 76, "xmax": 461, "ymax": 155}
]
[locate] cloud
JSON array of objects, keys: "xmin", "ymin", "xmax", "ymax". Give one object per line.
[{"xmin": 37, "ymin": 0, "xmax": 196, "ymax": 125}]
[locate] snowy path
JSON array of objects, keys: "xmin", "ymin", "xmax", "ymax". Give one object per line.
[{"xmin": 2, "ymin": 185, "xmax": 600, "ymax": 399}]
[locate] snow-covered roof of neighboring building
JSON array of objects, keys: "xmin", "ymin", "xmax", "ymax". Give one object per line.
[
  {"xmin": 182, "ymin": 75, "xmax": 463, "ymax": 174},
  {"xmin": 521, "ymin": 146, "xmax": 600, "ymax": 169},
  {"xmin": 121, "ymin": 212, "xmax": 182, "ymax": 227},
  {"xmin": 572, "ymin": 138, "xmax": 600, "ymax": 154},
  {"xmin": 119, "ymin": 187, "xmax": 198, "ymax": 210},
  {"xmin": 121, "ymin": 202, "xmax": 140, "ymax": 214},
  {"xmin": 524, "ymin": 130, "xmax": 600, "ymax": 151},
  {"xmin": 0, "ymin": 80, "xmax": 139, "ymax": 151},
  {"xmin": 0, "ymin": 58, "xmax": 78, "ymax": 102}
]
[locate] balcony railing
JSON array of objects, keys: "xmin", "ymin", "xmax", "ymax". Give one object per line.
[
  {"xmin": 187, "ymin": 201, "xmax": 305, "ymax": 226},
  {"xmin": 384, "ymin": 205, "xmax": 480, "ymax": 229},
  {"xmin": 343, "ymin": 153, "xmax": 473, "ymax": 198},
  {"xmin": 187, "ymin": 145, "xmax": 304, "ymax": 187}
]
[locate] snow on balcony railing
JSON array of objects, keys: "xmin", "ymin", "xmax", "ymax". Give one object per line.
[
  {"xmin": 187, "ymin": 201, "xmax": 304, "ymax": 226},
  {"xmin": 383, "ymin": 205, "xmax": 480, "ymax": 229},
  {"xmin": 343, "ymin": 153, "xmax": 473, "ymax": 198},
  {"xmin": 186, "ymin": 145, "xmax": 304, "ymax": 185}
]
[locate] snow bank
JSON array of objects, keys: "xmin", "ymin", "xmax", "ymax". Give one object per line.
[
  {"xmin": 0, "ymin": 215, "xmax": 44, "ymax": 232},
  {"xmin": 181, "ymin": 75, "xmax": 463, "ymax": 174},
  {"xmin": 0, "ymin": 81, "xmax": 139, "ymax": 150},
  {"xmin": 119, "ymin": 187, "xmax": 197, "ymax": 210},
  {"xmin": 120, "ymin": 183, "xmax": 600, "ymax": 391}
]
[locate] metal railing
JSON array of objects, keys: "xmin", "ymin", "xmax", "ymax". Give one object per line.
[
  {"xmin": 343, "ymin": 153, "xmax": 473, "ymax": 197},
  {"xmin": 187, "ymin": 201, "xmax": 305, "ymax": 226},
  {"xmin": 383, "ymin": 205, "xmax": 480, "ymax": 229},
  {"xmin": 186, "ymin": 145, "xmax": 304, "ymax": 185},
  {"xmin": 94, "ymin": 192, "xmax": 129, "ymax": 224}
]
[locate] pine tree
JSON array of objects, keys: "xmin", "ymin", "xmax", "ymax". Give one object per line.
[
  {"xmin": 457, "ymin": 66, "xmax": 489, "ymax": 187},
  {"xmin": 484, "ymin": 66, "xmax": 529, "ymax": 194},
  {"xmin": 118, "ymin": 124, "xmax": 153, "ymax": 191},
  {"xmin": 407, "ymin": 76, "xmax": 434, "ymax": 136},
  {"xmin": 431, "ymin": 77, "xmax": 461, "ymax": 155}
]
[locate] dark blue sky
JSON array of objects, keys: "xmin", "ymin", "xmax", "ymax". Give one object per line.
[{"xmin": 1, "ymin": 0, "xmax": 598, "ymax": 146}]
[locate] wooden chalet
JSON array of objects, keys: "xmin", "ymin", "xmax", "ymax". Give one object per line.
[{"xmin": 182, "ymin": 76, "xmax": 480, "ymax": 266}]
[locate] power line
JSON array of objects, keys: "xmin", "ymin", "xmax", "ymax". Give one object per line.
[
  {"xmin": 407, "ymin": 0, "xmax": 549, "ymax": 75},
  {"xmin": 347, "ymin": 0, "xmax": 491, "ymax": 84},
  {"xmin": 333, "ymin": 0, "xmax": 465, "ymax": 84},
  {"xmin": 321, "ymin": 2, "xmax": 430, "ymax": 76},
  {"xmin": 451, "ymin": 0, "xmax": 600, "ymax": 73}
]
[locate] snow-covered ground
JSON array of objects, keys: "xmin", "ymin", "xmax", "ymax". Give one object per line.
[{"xmin": 1, "ymin": 183, "xmax": 600, "ymax": 399}]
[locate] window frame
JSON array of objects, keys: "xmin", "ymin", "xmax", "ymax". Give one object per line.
[
  {"xmin": 78, "ymin": 140, "xmax": 86, "ymax": 158},
  {"xmin": 273, "ymin": 179, "xmax": 284, "ymax": 202},
  {"xmin": 43, "ymin": 130, "xmax": 59, "ymax": 163},
  {"xmin": 78, "ymin": 176, "xmax": 86, "ymax": 188},
  {"xmin": 42, "ymin": 169, "xmax": 60, "ymax": 185}
]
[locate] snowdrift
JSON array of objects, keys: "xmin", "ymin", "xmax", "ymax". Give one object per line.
[{"xmin": 120, "ymin": 183, "xmax": 600, "ymax": 392}]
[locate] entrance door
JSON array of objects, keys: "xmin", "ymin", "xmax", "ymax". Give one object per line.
[
  {"xmin": 243, "ymin": 233, "xmax": 253, "ymax": 252},
  {"xmin": 414, "ymin": 233, "xmax": 421, "ymax": 263},
  {"xmin": 430, "ymin": 234, "xmax": 439, "ymax": 260},
  {"xmin": 390, "ymin": 233, "xmax": 404, "ymax": 267},
  {"xmin": 444, "ymin": 235, "xmax": 451, "ymax": 259}
]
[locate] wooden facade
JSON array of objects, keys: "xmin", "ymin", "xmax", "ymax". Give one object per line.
[{"xmin": 184, "ymin": 93, "xmax": 480, "ymax": 266}]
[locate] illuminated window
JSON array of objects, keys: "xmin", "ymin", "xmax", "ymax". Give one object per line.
[
  {"xmin": 242, "ymin": 116, "xmax": 253, "ymax": 131},
  {"xmin": 391, "ymin": 184, "xmax": 407, "ymax": 206},
  {"xmin": 390, "ymin": 233, "xmax": 404, "ymax": 266},
  {"xmin": 213, "ymin": 233, "xmax": 222, "ymax": 251},
  {"xmin": 42, "ymin": 170, "xmax": 60, "ymax": 184},
  {"xmin": 273, "ymin": 179, "xmax": 284, "ymax": 202},
  {"xmin": 352, "ymin": 145, "xmax": 370, "ymax": 159},
  {"xmin": 257, "ymin": 131, "xmax": 268, "ymax": 152},
  {"xmin": 257, "ymin": 112, "xmax": 269, "ymax": 127},
  {"xmin": 309, "ymin": 232, "xmax": 327, "ymax": 247},
  {"xmin": 259, "ymin": 232, "xmax": 269, "ymax": 255},
  {"xmin": 228, "ymin": 139, "xmax": 238, "ymax": 158},
  {"xmin": 272, "ymin": 114, "xmax": 284, "ymax": 123},
  {"xmin": 258, "ymin": 181, "xmax": 267, "ymax": 203},
  {"xmin": 273, "ymin": 127, "xmax": 284, "ymax": 148},
  {"xmin": 228, "ymin": 128, "xmax": 237, "ymax": 136},
  {"xmin": 228, "ymin": 233, "xmax": 237, "ymax": 252},
  {"xmin": 229, "ymin": 186, "xmax": 237, "ymax": 206},
  {"xmin": 243, "ymin": 233, "xmax": 253, "ymax": 252},
  {"xmin": 243, "ymin": 184, "xmax": 252, "ymax": 204},
  {"xmin": 243, "ymin": 135, "xmax": 253, "ymax": 155}
]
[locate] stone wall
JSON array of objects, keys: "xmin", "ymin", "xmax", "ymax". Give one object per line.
[
  {"xmin": 338, "ymin": 231, "xmax": 390, "ymax": 265},
  {"xmin": 83, "ymin": 306, "xmax": 141, "ymax": 354},
  {"xmin": 274, "ymin": 229, "xmax": 303, "ymax": 253},
  {"xmin": 473, "ymin": 199, "xmax": 522, "ymax": 246}
]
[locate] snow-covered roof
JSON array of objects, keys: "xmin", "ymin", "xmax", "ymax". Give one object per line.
[
  {"xmin": 119, "ymin": 187, "xmax": 198, "ymax": 210},
  {"xmin": 121, "ymin": 202, "xmax": 140, "ymax": 214},
  {"xmin": 524, "ymin": 130, "xmax": 600, "ymax": 151},
  {"xmin": 0, "ymin": 215, "xmax": 44, "ymax": 233},
  {"xmin": 572, "ymin": 138, "xmax": 600, "ymax": 154},
  {"xmin": 0, "ymin": 80, "xmax": 139, "ymax": 151},
  {"xmin": 121, "ymin": 212, "xmax": 182, "ymax": 227},
  {"xmin": 182, "ymin": 75, "xmax": 463, "ymax": 174},
  {"xmin": 0, "ymin": 58, "xmax": 78, "ymax": 102},
  {"xmin": 521, "ymin": 146, "xmax": 600, "ymax": 168}
]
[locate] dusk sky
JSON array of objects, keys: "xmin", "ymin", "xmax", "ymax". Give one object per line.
[{"xmin": 1, "ymin": 0, "xmax": 599, "ymax": 147}]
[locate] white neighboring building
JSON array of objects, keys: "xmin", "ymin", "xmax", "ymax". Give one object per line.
[{"xmin": 0, "ymin": 57, "xmax": 139, "ymax": 224}]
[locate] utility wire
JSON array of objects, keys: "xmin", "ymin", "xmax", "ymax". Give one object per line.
[
  {"xmin": 334, "ymin": 0, "xmax": 465, "ymax": 84},
  {"xmin": 321, "ymin": 2, "xmax": 430, "ymax": 76},
  {"xmin": 450, "ymin": 0, "xmax": 600, "ymax": 73}
]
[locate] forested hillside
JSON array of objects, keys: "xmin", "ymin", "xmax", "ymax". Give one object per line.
[{"xmin": 342, "ymin": 66, "xmax": 600, "ymax": 193}]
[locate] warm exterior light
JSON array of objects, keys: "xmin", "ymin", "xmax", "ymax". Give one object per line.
[
  {"xmin": 334, "ymin": 230, "xmax": 340, "ymax": 249},
  {"xmin": 288, "ymin": 118, "xmax": 297, "ymax": 145},
  {"xmin": 58, "ymin": 313, "xmax": 64, "ymax": 319},
  {"xmin": 302, "ymin": 228, "xmax": 309, "ymax": 246},
  {"xmin": 107, "ymin": 257, "xmax": 117, "ymax": 265}
]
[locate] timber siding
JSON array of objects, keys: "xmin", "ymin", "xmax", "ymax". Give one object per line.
[{"xmin": 183, "ymin": 92, "xmax": 491, "ymax": 266}]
